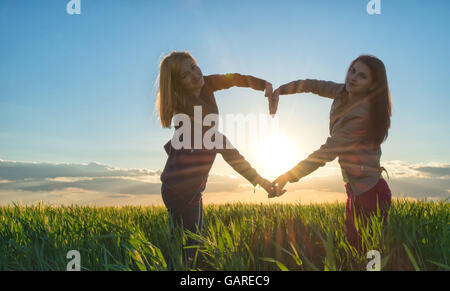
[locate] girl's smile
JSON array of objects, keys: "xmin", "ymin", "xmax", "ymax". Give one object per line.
[
  {"xmin": 179, "ymin": 58, "xmax": 204, "ymax": 94},
  {"xmin": 345, "ymin": 60, "xmax": 373, "ymax": 97}
]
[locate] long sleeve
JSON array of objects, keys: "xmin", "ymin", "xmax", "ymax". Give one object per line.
[
  {"xmin": 284, "ymin": 116, "xmax": 364, "ymax": 183},
  {"xmin": 278, "ymin": 79, "xmax": 345, "ymax": 99},
  {"xmin": 204, "ymin": 73, "xmax": 268, "ymax": 92},
  {"xmin": 212, "ymin": 132, "xmax": 261, "ymax": 186}
]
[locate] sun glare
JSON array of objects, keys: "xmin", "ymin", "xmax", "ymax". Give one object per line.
[{"xmin": 256, "ymin": 134, "xmax": 301, "ymax": 178}]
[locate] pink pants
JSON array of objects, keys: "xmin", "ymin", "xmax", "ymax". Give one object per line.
[{"xmin": 345, "ymin": 178, "xmax": 391, "ymax": 249}]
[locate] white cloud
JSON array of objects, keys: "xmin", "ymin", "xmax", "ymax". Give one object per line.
[
  {"xmin": 0, "ymin": 160, "xmax": 158, "ymax": 181},
  {"xmin": 0, "ymin": 158, "xmax": 449, "ymax": 206},
  {"xmin": 382, "ymin": 160, "xmax": 450, "ymax": 179}
]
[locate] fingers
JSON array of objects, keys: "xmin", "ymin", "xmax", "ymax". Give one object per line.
[
  {"xmin": 267, "ymin": 174, "xmax": 290, "ymax": 198},
  {"xmin": 267, "ymin": 181, "xmax": 287, "ymax": 198},
  {"xmin": 277, "ymin": 189, "xmax": 287, "ymax": 197},
  {"xmin": 274, "ymin": 184, "xmax": 286, "ymax": 197},
  {"xmin": 261, "ymin": 179, "xmax": 277, "ymax": 198},
  {"xmin": 273, "ymin": 88, "xmax": 280, "ymax": 98},
  {"xmin": 269, "ymin": 88, "xmax": 280, "ymax": 115},
  {"xmin": 268, "ymin": 187, "xmax": 286, "ymax": 198},
  {"xmin": 268, "ymin": 190, "xmax": 277, "ymax": 198},
  {"xmin": 258, "ymin": 178, "xmax": 277, "ymax": 198},
  {"xmin": 264, "ymin": 84, "xmax": 280, "ymax": 116},
  {"xmin": 264, "ymin": 82, "xmax": 273, "ymax": 98},
  {"xmin": 270, "ymin": 175, "xmax": 288, "ymax": 198}
]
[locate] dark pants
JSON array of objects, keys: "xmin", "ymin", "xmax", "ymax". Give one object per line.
[
  {"xmin": 168, "ymin": 196, "xmax": 203, "ymax": 235},
  {"xmin": 345, "ymin": 178, "xmax": 392, "ymax": 250},
  {"xmin": 166, "ymin": 192, "xmax": 203, "ymax": 263}
]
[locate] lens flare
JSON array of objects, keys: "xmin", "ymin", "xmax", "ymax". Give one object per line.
[{"xmin": 257, "ymin": 134, "xmax": 301, "ymax": 178}]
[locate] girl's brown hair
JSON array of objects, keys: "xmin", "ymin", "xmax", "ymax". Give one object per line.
[
  {"xmin": 334, "ymin": 55, "xmax": 392, "ymax": 146},
  {"xmin": 156, "ymin": 51, "xmax": 198, "ymax": 128}
]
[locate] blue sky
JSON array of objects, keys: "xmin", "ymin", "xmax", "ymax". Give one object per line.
[{"xmin": 1, "ymin": 0, "xmax": 449, "ymax": 205}]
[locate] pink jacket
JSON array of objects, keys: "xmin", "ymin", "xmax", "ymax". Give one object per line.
[{"xmin": 279, "ymin": 79, "xmax": 384, "ymax": 196}]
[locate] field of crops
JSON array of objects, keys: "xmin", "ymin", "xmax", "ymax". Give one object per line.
[{"xmin": 0, "ymin": 200, "xmax": 448, "ymax": 271}]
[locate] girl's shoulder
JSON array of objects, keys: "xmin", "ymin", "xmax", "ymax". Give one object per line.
[
  {"xmin": 335, "ymin": 85, "xmax": 348, "ymax": 99},
  {"xmin": 332, "ymin": 90, "xmax": 371, "ymax": 118}
]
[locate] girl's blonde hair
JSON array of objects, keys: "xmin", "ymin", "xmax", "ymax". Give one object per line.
[{"xmin": 156, "ymin": 51, "xmax": 198, "ymax": 128}]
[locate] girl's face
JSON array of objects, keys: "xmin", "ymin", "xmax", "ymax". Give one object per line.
[
  {"xmin": 178, "ymin": 58, "xmax": 204, "ymax": 93},
  {"xmin": 345, "ymin": 60, "xmax": 374, "ymax": 97}
]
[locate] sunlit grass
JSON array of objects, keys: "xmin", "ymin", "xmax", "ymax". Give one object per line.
[{"xmin": 0, "ymin": 200, "xmax": 448, "ymax": 270}]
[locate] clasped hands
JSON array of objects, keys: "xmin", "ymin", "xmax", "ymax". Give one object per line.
[
  {"xmin": 257, "ymin": 175, "xmax": 288, "ymax": 199},
  {"xmin": 257, "ymin": 83, "xmax": 288, "ymax": 198}
]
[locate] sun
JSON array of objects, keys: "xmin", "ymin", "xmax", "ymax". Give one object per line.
[{"xmin": 256, "ymin": 134, "xmax": 301, "ymax": 178}]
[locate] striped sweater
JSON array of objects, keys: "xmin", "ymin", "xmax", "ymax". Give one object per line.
[{"xmin": 278, "ymin": 79, "xmax": 384, "ymax": 196}]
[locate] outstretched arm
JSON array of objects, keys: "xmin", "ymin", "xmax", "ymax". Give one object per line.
[
  {"xmin": 205, "ymin": 73, "xmax": 272, "ymax": 97},
  {"xmin": 277, "ymin": 79, "xmax": 344, "ymax": 99},
  {"xmin": 269, "ymin": 79, "xmax": 344, "ymax": 121}
]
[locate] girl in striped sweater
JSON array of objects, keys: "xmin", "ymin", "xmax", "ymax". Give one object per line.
[{"xmin": 270, "ymin": 55, "xmax": 392, "ymax": 249}]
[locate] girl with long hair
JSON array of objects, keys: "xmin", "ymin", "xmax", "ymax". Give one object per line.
[
  {"xmin": 156, "ymin": 51, "xmax": 275, "ymax": 261},
  {"xmin": 270, "ymin": 55, "xmax": 392, "ymax": 249}
]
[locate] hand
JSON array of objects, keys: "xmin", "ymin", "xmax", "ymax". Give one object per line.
[
  {"xmin": 271, "ymin": 174, "xmax": 289, "ymax": 198},
  {"xmin": 256, "ymin": 177, "xmax": 278, "ymax": 198},
  {"xmin": 264, "ymin": 82, "xmax": 273, "ymax": 99},
  {"xmin": 269, "ymin": 88, "xmax": 280, "ymax": 116}
]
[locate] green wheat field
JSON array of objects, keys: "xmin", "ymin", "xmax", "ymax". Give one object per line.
[{"xmin": 0, "ymin": 199, "xmax": 448, "ymax": 271}]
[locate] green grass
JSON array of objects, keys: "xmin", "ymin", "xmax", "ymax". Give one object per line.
[{"xmin": 0, "ymin": 199, "xmax": 448, "ymax": 271}]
